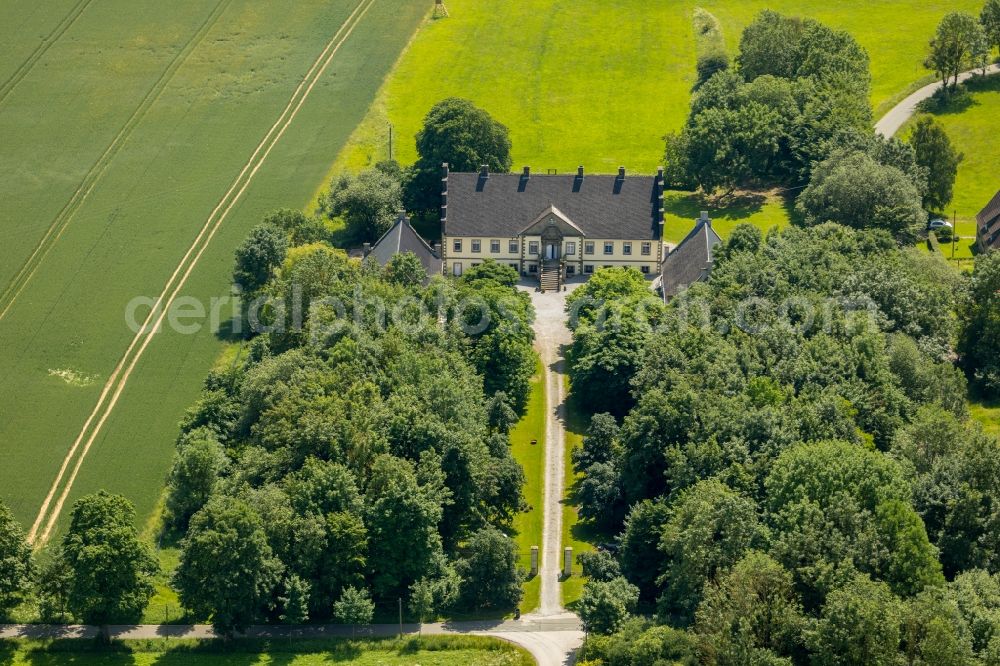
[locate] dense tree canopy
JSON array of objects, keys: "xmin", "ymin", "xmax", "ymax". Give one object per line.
[
  {"xmin": 169, "ymin": 218, "xmax": 535, "ymax": 624},
  {"xmin": 960, "ymin": 252, "xmax": 1000, "ymax": 397},
  {"xmin": 568, "ymin": 219, "xmax": 997, "ymax": 664},
  {"xmin": 665, "ymin": 11, "xmax": 873, "ymax": 191}
]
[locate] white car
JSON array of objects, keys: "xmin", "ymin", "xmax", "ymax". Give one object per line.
[{"xmin": 928, "ymin": 218, "xmax": 953, "ymax": 231}]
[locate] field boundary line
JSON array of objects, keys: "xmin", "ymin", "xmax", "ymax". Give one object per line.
[
  {"xmin": 0, "ymin": 0, "xmax": 93, "ymax": 106},
  {"xmin": 0, "ymin": 0, "xmax": 234, "ymax": 322},
  {"xmin": 29, "ymin": 0, "xmax": 379, "ymax": 545}
]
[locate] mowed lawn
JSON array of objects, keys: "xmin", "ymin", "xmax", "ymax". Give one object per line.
[
  {"xmin": 0, "ymin": 0, "xmax": 429, "ymax": 530},
  {"xmin": 918, "ymin": 75, "xmax": 1000, "ymax": 239},
  {"xmin": 509, "ymin": 359, "xmax": 546, "ymax": 613},
  {"xmin": 0, "ymin": 637, "xmax": 533, "ymax": 666},
  {"xmin": 327, "ymin": 0, "xmax": 979, "ymax": 241},
  {"xmin": 334, "ymin": 0, "xmax": 980, "ymax": 176}
]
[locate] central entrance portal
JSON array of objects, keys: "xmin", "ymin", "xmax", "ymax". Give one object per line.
[{"xmin": 541, "ymin": 224, "xmax": 563, "ymax": 261}]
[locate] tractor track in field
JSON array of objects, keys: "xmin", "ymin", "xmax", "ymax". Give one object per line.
[
  {"xmin": 0, "ymin": 0, "xmax": 94, "ymax": 106},
  {"xmin": 28, "ymin": 0, "xmax": 381, "ymax": 546},
  {"xmin": 0, "ymin": 0, "xmax": 234, "ymax": 323}
]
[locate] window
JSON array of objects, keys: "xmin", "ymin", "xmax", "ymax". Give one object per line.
[
  {"xmin": 453, "ymin": 239, "xmax": 462, "ymax": 253},
  {"xmin": 565, "ymin": 241, "xmax": 576, "ymax": 256},
  {"xmin": 584, "ymin": 241, "xmax": 595, "ymax": 255},
  {"xmin": 641, "ymin": 241, "xmax": 651, "ymax": 256},
  {"xmin": 528, "ymin": 263, "xmax": 538, "ymax": 273},
  {"xmin": 603, "ymin": 265, "xmax": 612, "ymax": 270},
  {"xmin": 567, "ymin": 265, "xmax": 576, "ymax": 275},
  {"xmin": 529, "ymin": 241, "xmax": 539, "ymax": 255},
  {"xmin": 623, "ymin": 242, "xmax": 632, "ymax": 255},
  {"xmin": 509, "ymin": 263, "xmax": 519, "ymax": 271},
  {"xmin": 472, "ymin": 239, "xmax": 481, "ymax": 253},
  {"xmin": 604, "ymin": 242, "xmax": 614, "ymax": 255},
  {"xmin": 509, "ymin": 240, "xmax": 519, "ymax": 253},
  {"xmin": 471, "ymin": 262, "xmax": 480, "ymax": 267},
  {"xmin": 452, "ymin": 262, "xmax": 463, "ymax": 276},
  {"xmin": 584, "ymin": 265, "xmax": 594, "ymax": 274},
  {"xmin": 490, "ymin": 240, "xmax": 501, "ymax": 253},
  {"xmin": 641, "ymin": 265, "xmax": 650, "ymax": 274}
]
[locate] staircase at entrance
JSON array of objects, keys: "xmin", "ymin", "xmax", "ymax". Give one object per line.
[{"xmin": 540, "ymin": 260, "xmax": 561, "ymax": 292}]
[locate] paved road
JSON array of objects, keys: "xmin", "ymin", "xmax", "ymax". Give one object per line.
[
  {"xmin": 519, "ymin": 280, "xmax": 580, "ymax": 618},
  {"xmin": 875, "ymin": 65, "xmax": 1000, "ymax": 137},
  {"xmin": 1, "ymin": 617, "xmax": 584, "ymax": 666}
]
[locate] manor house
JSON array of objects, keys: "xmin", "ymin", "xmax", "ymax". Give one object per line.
[{"xmin": 439, "ymin": 164, "xmax": 668, "ymax": 290}]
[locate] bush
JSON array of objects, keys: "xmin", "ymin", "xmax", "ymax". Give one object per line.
[{"xmin": 696, "ymin": 51, "xmax": 730, "ymax": 87}]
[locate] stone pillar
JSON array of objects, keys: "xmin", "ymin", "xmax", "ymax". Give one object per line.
[
  {"xmin": 530, "ymin": 546, "xmax": 539, "ymax": 577},
  {"xmin": 563, "ymin": 547, "xmax": 573, "ymax": 577}
]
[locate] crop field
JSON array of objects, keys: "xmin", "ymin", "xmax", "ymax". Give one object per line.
[
  {"xmin": 0, "ymin": 0, "xmax": 429, "ymax": 533},
  {"xmin": 329, "ymin": 0, "xmax": 980, "ymax": 240}
]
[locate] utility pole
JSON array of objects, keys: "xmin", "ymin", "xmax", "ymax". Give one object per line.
[
  {"xmin": 388, "ymin": 123, "xmax": 393, "ymax": 161},
  {"xmin": 953, "ymin": 209, "xmax": 957, "ymax": 259},
  {"xmin": 398, "ymin": 597, "xmax": 403, "ymax": 636}
]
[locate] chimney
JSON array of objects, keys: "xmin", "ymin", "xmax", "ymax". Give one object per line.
[
  {"xmin": 618, "ymin": 166, "xmax": 626, "ymax": 179},
  {"xmin": 656, "ymin": 166, "xmax": 665, "ymax": 227},
  {"xmin": 362, "ymin": 242, "xmax": 371, "ymax": 256},
  {"xmin": 700, "ymin": 211, "xmax": 712, "ymax": 226},
  {"xmin": 440, "ymin": 162, "xmax": 448, "ymax": 236},
  {"xmin": 523, "ymin": 166, "xmax": 531, "ymax": 178},
  {"xmin": 431, "ymin": 241, "xmax": 439, "ymax": 258},
  {"xmin": 480, "ymin": 164, "xmax": 489, "ymax": 178}
]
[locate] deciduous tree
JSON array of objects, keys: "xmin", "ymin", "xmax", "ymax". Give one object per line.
[
  {"xmin": 797, "ymin": 150, "xmax": 927, "ymax": 243},
  {"xmin": 62, "ymin": 492, "xmax": 157, "ymax": 630},
  {"xmin": 405, "ymin": 98, "xmax": 512, "ymax": 216},
  {"xmin": 173, "ymin": 496, "xmax": 282, "ymax": 636},
  {"xmin": 908, "ymin": 116, "xmax": 963, "ymax": 211},
  {"xmin": 0, "ymin": 501, "xmax": 32, "ymax": 618},
  {"xmin": 325, "ymin": 168, "xmax": 402, "ymax": 242},
  {"xmin": 233, "ymin": 224, "xmax": 288, "ymax": 293},
  {"xmin": 456, "ymin": 527, "xmax": 523, "ymax": 610},
  {"xmin": 579, "ymin": 577, "xmax": 639, "ymax": 635},
  {"xmin": 927, "ymin": 13, "xmax": 989, "ymax": 89},
  {"xmin": 333, "ymin": 585, "xmax": 374, "ymax": 636}
]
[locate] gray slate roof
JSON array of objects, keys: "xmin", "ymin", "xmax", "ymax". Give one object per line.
[
  {"xmin": 446, "ymin": 172, "xmax": 661, "ymax": 240},
  {"xmin": 368, "ymin": 213, "xmax": 441, "ymax": 275},
  {"xmin": 660, "ymin": 215, "xmax": 722, "ymax": 299},
  {"xmin": 978, "ymin": 189, "xmax": 1000, "ymax": 230}
]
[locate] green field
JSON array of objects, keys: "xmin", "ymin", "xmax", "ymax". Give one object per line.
[
  {"xmin": 0, "ymin": 0, "xmax": 429, "ymax": 533},
  {"xmin": 509, "ymin": 359, "xmax": 546, "ymax": 613},
  {"xmin": 333, "ymin": 0, "xmax": 981, "ymax": 177},
  {"xmin": 0, "ymin": 637, "xmax": 532, "ymax": 666}
]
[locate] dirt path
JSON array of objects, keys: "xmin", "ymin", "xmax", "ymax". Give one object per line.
[
  {"xmin": 27, "ymin": 0, "xmax": 380, "ymax": 546},
  {"xmin": 875, "ymin": 65, "xmax": 1000, "ymax": 137}
]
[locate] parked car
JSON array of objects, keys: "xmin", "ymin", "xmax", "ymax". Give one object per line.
[{"xmin": 928, "ymin": 218, "xmax": 953, "ymax": 240}]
